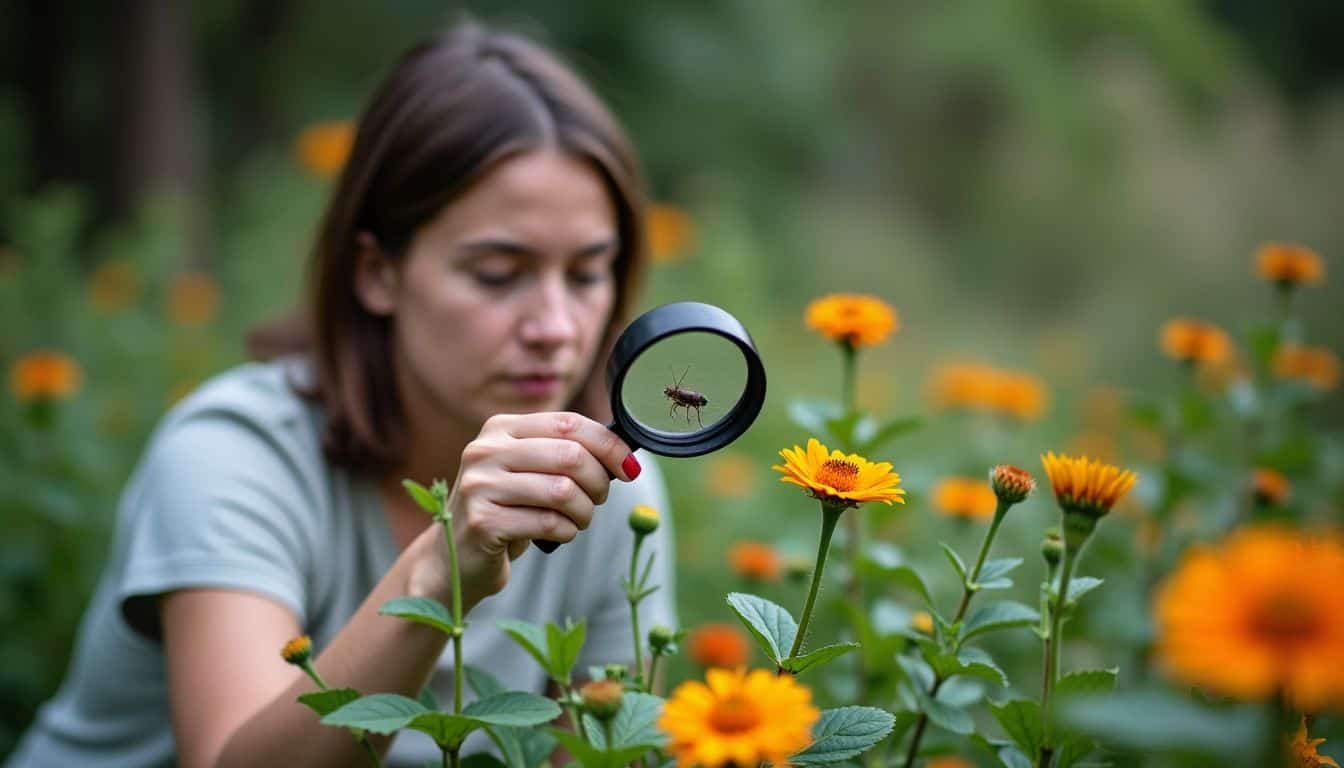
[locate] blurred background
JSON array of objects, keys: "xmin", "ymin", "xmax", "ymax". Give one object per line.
[{"xmin": 2, "ymin": 0, "xmax": 1342, "ymax": 763}]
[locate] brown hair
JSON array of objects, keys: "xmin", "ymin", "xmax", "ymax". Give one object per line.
[{"xmin": 249, "ymin": 22, "xmax": 648, "ymax": 472}]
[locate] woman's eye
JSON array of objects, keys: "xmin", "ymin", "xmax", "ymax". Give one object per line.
[
  {"xmin": 473, "ymin": 270, "xmax": 519, "ymax": 287},
  {"xmin": 568, "ymin": 269, "xmax": 609, "ymax": 286}
]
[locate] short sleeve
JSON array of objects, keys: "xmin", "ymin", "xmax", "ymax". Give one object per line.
[{"xmin": 116, "ymin": 411, "xmax": 318, "ymax": 641}]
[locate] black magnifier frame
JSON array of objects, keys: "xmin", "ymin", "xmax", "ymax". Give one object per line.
[{"xmin": 534, "ymin": 301, "xmax": 767, "ymax": 552}]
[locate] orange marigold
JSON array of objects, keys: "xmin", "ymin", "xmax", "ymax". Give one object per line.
[
  {"xmin": 1160, "ymin": 318, "xmax": 1233, "ymax": 367},
  {"xmin": 1257, "ymin": 243, "xmax": 1324, "ymax": 288},
  {"xmin": 1274, "ymin": 344, "xmax": 1341, "ymax": 392},
  {"xmin": 10, "ymin": 351, "xmax": 83, "ymax": 401},
  {"xmin": 773, "ymin": 438, "xmax": 905, "ymax": 509},
  {"xmin": 168, "ymin": 272, "xmax": 221, "ymax": 328},
  {"xmin": 729, "ymin": 541, "xmax": 781, "ymax": 582},
  {"xmin": 688, "ymin": 624, "xmax": 751, "ymax": 668},
  {"xmin": 931, "ymin": 477, "xmax": 997, "ymax": 521},
  {"xmin": 1040, "ymin": 452, "xmax": 1138, "ymax": 522},
  {"xmin": 1154, "ymin": 526, "xmax": 1344, "ymax": 712},
  {"xmin": 1287, "ymin": 715, "xmax": 1340, "ymax": 768},
  {"xmin": 647, "ymin": 204, "xmax": 695, "ymax": 264},
  {"xmin": 659, "ymin": 667, "xmax": 818, "ymax": 768},
  {"xmin": 295, "ymin": 120, "xmax": 354, "ymax": 179},
  {"xmin": 804, "ymin": 294, "xmax": 898, "ymax": 348},
  {"xmin": 1251, "ymin": 467, "xmax": 1291, "ymax": 508}
]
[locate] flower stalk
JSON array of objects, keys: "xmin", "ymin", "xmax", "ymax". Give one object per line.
[{"xmin": 787, "ymin": 504, "xmax": 845, "ymax": 663}]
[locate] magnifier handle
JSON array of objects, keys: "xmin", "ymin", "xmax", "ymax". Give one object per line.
[{"xmin": 533, "ymin": 422, "xmax": 623, "ymax": 554}]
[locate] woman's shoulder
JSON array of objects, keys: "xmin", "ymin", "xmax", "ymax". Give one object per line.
[{"xmin": 165, "ymin": 355, "xmax": 317, "ymax": 430}]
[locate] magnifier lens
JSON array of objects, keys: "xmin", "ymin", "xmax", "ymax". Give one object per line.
[{"xmin": 618, "ymin": 331, "xmax": 749, "ymax": 436}]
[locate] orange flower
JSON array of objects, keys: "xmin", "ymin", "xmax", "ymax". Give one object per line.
[
  {"xmin": 729, "ymin": 541, "xmax": 781, "ymax": 582},
  {"xmin": 280, "ymin": 635, "xmax": 312, "ymax": 665},
  {"xmin": 927, "ymin": 363, "xmax": 1048, "ymax": 421},
  {"xmin": 688, "ymin": 624, "xmax": 751, "ymax": 668},
  {"xmin": 295, "ymin": 120, "xmax": 355, "ymax": 179},
  {"xmin": 990, "ymin": 464, "xmax": 1035, "ymax": 505},
  {"xmin": 659, "ymin": 667, "xmax": 818, "ymax": 768},
  {"xmin": 1154, "ymin": 526, "xmax": 1344, "ymax": 712},
  {"xmin": 773, "ymin": 438, "xmax": 905, "ymax": 509},
  {"xmin": 647, "ymin": 204, "xmax": 695, "ymax": 264},
  {"xmin": 168, "ymin": 272, "xmax": 221, "ymax": 327},
  {"xmin": 1257, "ymin": 243, "xmax": 1324, "ymax": 288},
  {"xmin": 931, "ymin": 477, "xmax": 997, "ymax": 520},
  {"xmin": 88, "ymin": 259, "xmax": 143, "ymax": 312},
  {"xmin": 804, "ymin": 294, "xmax": 898, "ymax": 348},
  {"xmin": 1160, "ymin": 318, "xmax": 1233, "ymax": 367},
  {"xmin": 927, "ymin": 758, "xmax": 975, "ymax": 768},
  {"xmin": 1287, "ymin": 715, "xmax": 1340, "ymax": 768},
  {"xmin": 10, "ymin": 351, "xmax": 83, "ymax": 401},
  {"xmin": 703, "ymin": 452, "xmax": 758, "ymax": 499},
  {"xmin": 1040, "ymin": 452, "xmax": 1138, "ymax": 521},
  {"xmin": 1251, "ymin": 468, "xmax": 1291, "ymax": 508},
  {"xmin": 993, "ymin": 371, "xmax": 1048, "ymax": 421},
  {"xmin": 1274, "ymin": 345, "xmax": 1341, "ymax": 392}
]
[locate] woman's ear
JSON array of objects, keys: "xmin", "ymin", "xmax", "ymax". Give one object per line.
[{"xmin": 353, "ymin": 231, "xmax": 400, "ymax": 316}]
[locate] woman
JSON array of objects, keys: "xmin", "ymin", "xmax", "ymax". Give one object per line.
[{"xmin": 8, "ymin": 21, "xmax": 676, "ymax": 768}]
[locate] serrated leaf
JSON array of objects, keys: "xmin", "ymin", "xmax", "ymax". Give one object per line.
[
  {"xmin": 465, "ymin": 665, "xmax": 506, "ymax": 698},
  {"xmin": 789, "ymin": 706, "xmax": 896, "ymax": 765},
  {"xmin": 380, "ymin": 596, "xmax": 457, "ymax": 635},
  {"xmin": 1056, "ymin": 668, "xmax": 1118, "ymax": 699},
  {"xmin": 781, "ymin": 642, "xmax": 860, "ymax": 675},
  {"xmin": 407, "ymin": 711, "xmax": 481, "ymax": 749},
  {"xmin": 545, "ymin": 621, "xmax": 586, "ymax": 685},
  {"xmin": 322, "ymin": 693, "xmax": 428, "ymax": 734},
  {"xmin": 918, "ymin": 690, "xmax": 974, "ymax": 734},
  {"xmin": 498, "ymin": 619, "xmax": 551, "ymax": 672},
  {"xmin": 465, "ymin": 692, "xmax": 562, "ymax": 727},
  {"xmin": 726, "ymin": 592, "xmax": 797, "ymax": 664},
  {"xmin": 297, "ymin": 687, "xmax": 360, "ymax": 717},
  {"xmin": 976, "ymin": 558, "xmax": 1023, "ymax": 583},
  {"xmin": 926, "ymin": 650, "xmax": 1009, "ymax": 687},
  {"xmin": 1061, "ymin": 576, "xmax": 1104, "ymax": 605},
  {"xmin": 583, "ymin": 692, "xmax": 665, "ymax": 749},
  {"xmin": 961, "ymin": 602, "xmax": 1039, "ymax": 643},
  {"xmin": 990, "ymin": 699, "xmax": 1043, "ymax": 756},
  {"xmin": 940, "ymin": 542, "xmax": 968, "ymax": 582},
  {"xmin": 402, "ymin": 479, "xmax": 440, "ymax": 515}
]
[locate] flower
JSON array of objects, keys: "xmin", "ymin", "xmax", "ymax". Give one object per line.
[
  {"xmin": 927, "ymin": 363, "xmax": 1048, "ymax": 421},
  {"xmin": 804, "ymin": 294, "xmax": 898, "ymax": 348},
  {"xmin": 1040, "ymin": 452, "xmax": 1138, "ymax": 522},
  {"xmin": 579, "ymin": 679, "xmax": 625, "ymax": 720},
  {"xmin": 295, "ymin": 120, "xmax": 354, "ymax": 179},
  {"xmin": 729, "ymin": 541, "xmax": 781, "ymax": 582},
  {"xmin": 1041, "ymin": 527, "xmax": 1064, "ymax": 569},
  {"xmin": 168, "ymin": 272, "xmax": 221, "ymax": 327},
  {"xmin": 992, "ymin": 372, "xmax": 1048, "ymax": 421},
  {"xmin": 1251, "ymin": 467, "xmax": 1291, "ymax": 508},
  {"xmin": 1274, "ymin": 345, "xmax": 1341, "ymax": 392},
  {"xmin": 88, "ymin": 259, "xmax": 143, "ymax": 312},
  {"xmin": 688, "ymin": 624, "xmax": 751, "ymax": 668},
  {"xmin": 10, "ymin": 351, "xmax": 83, "ymax": 401},
  {"xmin": 1160, "ymin": 319, "xmax": 1233, "ymax": 367},
  {"xmin": 911, "ymin": 611, "xmax": 934, "ymax": 635},
  {"xmin": 773, "ymin": 438, "xmax": 905, "ymax": 510},
  {"xmin": 1287, "ymin": 715, "xmax": 1340, "ymax": 768},
  {"xmin": 659, "ymin": 667, "xmax": 819, "ymax": 768},
  {"xmin": 990, "ymin": 464, "xmax": 1035, "ymax": 505},
  {"xmin": 629, "ymin": 505, "xmax": 661, "ymax": 536},
  {"xmin": 1153, "ymin": 526, "xmax": 1344, "ymax": 711},
  {"xmin": 1257, "ymin": 243, "xmax": 1324, "ymax": 288},
  {"xmin": 280, "ymin": 635, "xmax": 312, "ymax": 665},
  {"xmin": 702, "ymin": 452, "xmax": 758, "ymax": 499},
  {"xmin": 931, "ymin": 477, "xmax": 997, "ymax": 520},
  {"xmin": 647, "ymin": 204, "xmax": 695, "ymax": 264}
]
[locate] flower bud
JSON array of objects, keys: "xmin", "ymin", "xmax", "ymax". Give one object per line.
[
  {"xmin": 629, "ymin": 505, "xmax": 660, "ymax": 537},
  {"xmin": 579, "ymin": 679, "xmax": 624, "ymax": 720},
  {"xmin": 1041, "ymin": 528, "xmax": 1064, "ymax": 569},
  {"xmin": 648, "ymin": 625, "xmax": 677, "ymax": 655},
  {"xmin": 603, "ymin": 663, "xmax": 628, "ymax": 682},
  {"xmin": 989, "ymin": 464, "xmax": 1035, "ymax": 506},
  {"xmin": 280, "ymin": 635, "xmax": 312, "ymax": 666}
]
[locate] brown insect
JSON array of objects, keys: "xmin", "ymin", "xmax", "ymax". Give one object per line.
[{"xmin": 664, "ymin": 367, "xmax": 709, "ymax": 427}]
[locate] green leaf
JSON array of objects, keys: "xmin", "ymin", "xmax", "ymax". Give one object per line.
[
  {"xmin": 465, "ymin": 665, "xmax": 506, "ymax": 698},
  {"xmin": 989, "ymin": 699, "xmax": 1043, "ymax": 757},
  {"xmin": 583, "ymin": 693, "xmax": 665, "ymax": 749},
  {"xmin": 417, "ymin": 687, "xmax": 439, "ymax": 711},
  {"xmin": 925, "ymin": 650, "xmax": 1008, "ymax": 687},
  {"xmin": 498, "ymin": 619, "xmax": 551, "ymax": 672},
  {"xmin": 975, "ymin": 558, "xmax": 1023, "ymax": 585},
  {"xmin": 787, "ymin": 399, "xmax": 844, "ymax": 435},
  {"xmin": 997, "ymin": 746, "xmax": 1032, "ymax": 768},
  {"xmin": 1050, "ymin": 576, "xmax": 1104, "ymax": 605},
  {"xmin": 407, "ymin": 711, "xmax": 481, "ymax": 749},
  {"xmin": 939, "ymin": 542, "xmax": 968, "ymax": 583},
  {"xmin": 1054, "ymin": 734, "xmax": 1097, "ymax": 768},
  {"xmin": 297, "ymin": 687, "xmax": 361, "ymax": 717},
  {"xmin": 1055, "ymin": 668, "xmax": 1118, "ymax": 698},
  {"xmin": 780, "ymin": 642, "xmax": 860, "ymax": 675},
  {"xmin": 894, "ymin": 654, "xmax": 935, "ymax": 695},
  {"xmin": 917, "ymin": 690, "xmax": 974, "ymax": 735},
  {"xmin": 1054, "ymin": 688, "xmax": 1264, "ymax": 756},
  {"xmin": 855, "ymin": 416, "xmax": 922, "ymax": 454},
  {"xmin": 961, "ymin": 602, "xmax": 1039, "ymax": 643},
  {"xmin": 486, "ymin": 726, "xmax": 557, "ymax": 768},
  {"xmin": 789, "ymin": 706, "xmax": 896, "ymax": 765},
  {"xmin": 402, "ymin": 479, "xmax": 440, "ymax": 515},
  {"xmin": 545, "ymin": 621, "xmax": 586, "ymax": 685},
  {"xmin": 464, "ymin": 691, "xmax": 562, "ymax": 727},
  {"xmin": 551, "ymin": 730, "xmax": 651, "ymax": 768},
  {"xmin": 322, "ymin": 693, "xmax": 429, "ymax": 734},
  {"xmin": 726, "ymin": 592, "xmax": 798, "ymax": 664},
  {"xmin": 380, "ymin": 596, "xmax": 457, "ymax": 635}
]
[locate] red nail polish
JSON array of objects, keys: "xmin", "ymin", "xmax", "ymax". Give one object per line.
[{"xmin": 622, "ymin": 453, "xmax": 642, "ymax": 480}]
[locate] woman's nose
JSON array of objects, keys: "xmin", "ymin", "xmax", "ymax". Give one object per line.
[{"xmin": 519, "ymin": 274, "xmax": 578, "ymax": 346}]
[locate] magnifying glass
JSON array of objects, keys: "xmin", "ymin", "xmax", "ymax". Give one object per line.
[{"xmin": 534, "ymin": 301, "xmax": 767, "ymax": 552}]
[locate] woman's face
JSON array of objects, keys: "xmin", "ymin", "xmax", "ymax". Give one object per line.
[{"xmin": 360, "ymin": 149, "xmax": 620, "ymax": 437}]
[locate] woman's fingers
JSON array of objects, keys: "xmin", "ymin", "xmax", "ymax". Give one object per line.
[
  {"xmin": 490, "ymin": 412, "xmax": 639, "ymax": 481},
  {"xmin": 481, "ymin": 472, "xmax": 596, "ymax": 531},
  {"xmin": 495, "ymin": 437, "xmax": 612, "ymax": 505},
  {"xmin": 461, "ymin": 503, "xmax": 581, "ymax": 551}
]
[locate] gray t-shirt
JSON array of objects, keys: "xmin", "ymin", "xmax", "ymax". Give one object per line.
[{"xmin": 7, "ymin": 358, "xmax": 677, "ymax": 768}]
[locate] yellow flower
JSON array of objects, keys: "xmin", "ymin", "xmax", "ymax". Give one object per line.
[
  {"xmin": 927, "ymin": 363, "xmax": 1048, "ymax": 421},
  {"xmin": 773, "ymin": 438, "xmax": 905, "ymax": 509},
  {"xmin": 1257, "ymin": 243, "xmax": 1324, "ymax": 288},
  {"xmin": 1040, "ymin": 452, "xmax": 1137, "ymax": 521},
  {"xmin": 688, "ymin": 624, "xmax": 751, "ymax": 669},
  {"xmin": 10, "ymin": 351, "xmax": 83, "ymax": 401},
  {"xmin": 729, "ymin": 541, "xmax": 782, "ymax": 582},
  {"xmin": 295, "ymin": 120, "xmax": 355, "ymax": 179},
  {"xmin": 647, "ymin": 204, "xmax": 695, "ymax": 264},
  {"xmin": 659, "ymin": 667, "xmax": 819, "ymax": 768},
  {"xmin": 167, "ymin": 272, "xmax": 221, "ymax": 328},
  {"xmin": 931, "ymin": 477, "xmax": 997, "ymax": 521},
  {"xmin": 1251, "ymin": 467, "xmax": 1291, "ymax": 508},
  {"xmin": 1288, "ymin": 715, "xmax": 1340, "ymax": 768},
  {"xmin": 911, "ymin": 611, "xmax": 934, "ymax": 634},
  {"xmin": 1274, "ymin": 345, "xmax": 1341, "ymax": 392},
  {"xmin": 1154, "ymin": 527, "xmax": 1344, "ymax": 712},
  {"xmin": 1160, "ymin": 318, "xmax": 1233, "ymax": 367},
  {"xmin": 88, "ymin": 259, "xmax": 143, "ymax": 312},
  {"xmin": 804, "ymin": 294, "xmax": 898, "ymax": 348},
  {"xmin": 280, "ymin": 635, "xmax": 312, "ymax": 665}
]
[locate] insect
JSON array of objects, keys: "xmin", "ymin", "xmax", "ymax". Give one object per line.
[{"xmin": 664, "ymin": 366, "xmax": 709, "ymax": 428}]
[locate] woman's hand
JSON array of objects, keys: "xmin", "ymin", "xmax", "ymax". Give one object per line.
[{"xmin": 407, "ymin": 412, "xmax": 639, "ymax": 608}]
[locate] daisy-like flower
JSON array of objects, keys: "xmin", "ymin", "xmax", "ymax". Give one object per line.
[
  {"xmin": 932, "ymin": 477, "xmax": 997, "ymax": 521},
  {"xmin": 1154, "ymin": 527, "xmax": 1344, "ymax": 712},
  {"xmin": 647, "ymin": 204, "xmax": 695, "ymax": 264},
  {"xmin": 773, "ymin": 438, "xmax": 905, "ymax": 510},
  {"xmin": 1274, "ymin": 344, "xmax": 1341, "ymax": 392},
  {"xmin": 1251, "ymin": 467, "xmax": 1291, "ymax": 508},
  {"xmin": 1160, "ymin": 318, "xmax": 1233, "ymax": 367},
  {"xmin": 804, "ymin": 294, "xmax": 898, "ymax": 348},
  {"xmin": 1287, "ymin": 715, "xmax": 1340, "ymax": 768},
  {"xmin": 294, "ymin": 120, "xmax": 354, "ymax": 179},
  {"xmin": 1257, "ymin": 243, "xmax": 1324, "ymax": 289},
  {"xmin": 688, "ymin": 624, "xmax": 751, "ymax": 669},
  {"xmin": 1040, "ymin": 452, "xmax": 1138, "ymax": 523},
  {"xmin": 10, "ymin": 351, "xmax": 83, "ymax": 402},
  {"xmin": 659, "ymin": 667, "xmax": 819, "ymax": 768},
  {"xmin": 729, "ymin": 541, "xmax": 782, "ymax": 582}
]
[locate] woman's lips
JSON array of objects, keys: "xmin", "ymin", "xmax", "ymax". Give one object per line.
[{"xmin": 507, "ymin": 374, "xmax": 565, "ymax": 398}]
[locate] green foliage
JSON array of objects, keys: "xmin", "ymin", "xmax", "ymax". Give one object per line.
[
  {"xmin": 725, "ymin": 592, "xmax": 797, "ymax": 666},
  {"xmin": 498, "ymin": 619, "xmax": 586, "ymax": 686},
  {"xmin": 379, "ymin": 596, "xmax": 459, "ymax": 636},
  {"xmin": 789, "ymin": 706, "xmax": 896, "ymax": 766},
  {"xmin": 580, "ymin": 692, "xmax": 665, "ymax": 750}
]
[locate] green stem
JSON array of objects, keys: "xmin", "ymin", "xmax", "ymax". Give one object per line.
[
  {"xmin": 841, "ymin": 340, "xmax": 857, "ymax": 421},
  {"xmin": 441, "ymin": 511, "xmax": 464, "ymax": 715},
  {"xmin": 953, "ymin": 501, "xmax": 1009, "ymax": 624},
  {"xmin": 360, "ymin": 738, "xmax": 381, "ymax": 767},
  {"xmin": 447, "ymin": 746, "xmax": 456, "ymax": 768},
  {"xmin": 299, "ymin": 660, "xmax": 329, "ymax": 691},
  {"xmin": 1039, "ymin": 543, "xmax": 1079, "ymax": 767},
  {"xmin": 787, "ymin": 505, "xmax": 845, "ymax": 662},
  {"xmin": 901, "ymin": 677, "xmax": 945, "ymax": 768},
  {"xmin": 646, "ymin": 653, "xmax": 662, "ymax": 696},
  {"xmin": 629, "ymin": 537, "xmax": 645, "ymax": 686}
]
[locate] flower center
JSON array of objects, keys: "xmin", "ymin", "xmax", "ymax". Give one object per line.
[
  {"xmin": 1250, "ymin": 594, "xmax": 1321, "ymax": 646},
  {"xmin": 708, "ymin": 695, "xmax": 761, "ymax": 734},
  {"xmin": 816, "ymin": 459, "xmax": 860, "ymax": 491}
]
